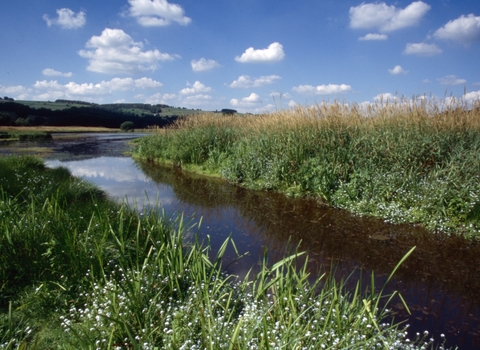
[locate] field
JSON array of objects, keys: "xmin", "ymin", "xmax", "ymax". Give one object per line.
[
  {"xmin": 7, "ymin": 100, "xmax": 94, "ymax": 111},
  {"xmin": 0, "ymin": 155, "xmax": 445, "ymax": 349},
  {"xmin": 133, "ymin": 98, "xmax": 480, "ymax": 238}
]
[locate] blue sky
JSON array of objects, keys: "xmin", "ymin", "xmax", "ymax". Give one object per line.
[{"xmin": 1, "ymin": 0, "xmax": 479, "ymax": 113}]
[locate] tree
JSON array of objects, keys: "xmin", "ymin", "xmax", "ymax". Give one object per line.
[
  {"xmin": 0, "ymin": 112, "xmax": 11, "ymax": 126},
  {"xmin": 221, "ymin": 109, "xmax": 237, "ymax": 115},
  {"xmin": 120, "ymin": 121, "xmax": 135, "ymax": 132}
]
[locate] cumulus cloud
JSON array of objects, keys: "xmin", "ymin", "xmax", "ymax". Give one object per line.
[
  {"xmin": 42, "ymin": 68, "xmax": 73, "ymax": 77},
  {"xmin": 43, "ymin": 8, "xmax": 86, "ymax": 29},
  {"xmin": 404, "ymin": 42, "xmax": 442, "ymax": 56},
  {"xmin": 358, "ymin": 33, "xmax": 388, "ymax": 41},
  {"xmin": 230, "ymin": 93, "xmax": 262, "ymax": 107},
  {"xmin": 434, "ymin": 14, "xmax": 480, "ymax": 44},
  {"xmin": 181, "ymin": 94, "xmax": 213, "ymax": 107},
  {"xmin": 31, "ymin": 77, "xmax": 163, "ymax": 100},
  {"xmin": 292, "ymin": 84, "xmax": 352, "ymax": 95},
  {"xmin": 179, "ymin": 81, "xmax": 211, "ymax": 95},
  {"xmin": 388, "ymin": 65, "xmax": 408, "ymax": 75},
  {"xmin": 191, "ymin": 58, "xmax": 220, "ymax": 72},
  {"xmin": 138, "ymin": 92, "xmax": 177, "ymax": 105},
  {"xmin": 78, "ymin": 28, "xmax": 177, "ymax": 74},
  {"xmin": 229, "ymin": 75, "xmax": 281, "ymax": 88},
  {"xmin": 349, "ymin": 1, "xmax": 430, "ymax": 32},
  {"xmin": 374, "ymin": 92, "xmax": 399, "ymax": 101},
  {"xmin": 127, "ymin": 0, "xmax": 191, "ymax": 26},
  {"xmin": 235, "ymin": 42, "xmax": 285, "ymax": 63},
  {"xmin": 2, "ymin": 85, "xmax": 29, "ymax": 96},
  {"xmin": 464, "ymin": 90, "xmax": 480, "ymax": 101},
  {"xmin": 437, "ymin": 75, "xmax": 467, "ymax": 86}
]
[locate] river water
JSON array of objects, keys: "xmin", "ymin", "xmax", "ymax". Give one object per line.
[{"xmin": 3, "ymin": 133, "xmax": 480, "ymax": 349}]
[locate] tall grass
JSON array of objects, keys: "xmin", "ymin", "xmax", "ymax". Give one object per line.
[
  {"xmin": 0, "ymin": 156, "xmax": 448, "ymax": 349},
  {"xmin": 133, "ymin": 98, "xmax": 480, "ymax": 237}
]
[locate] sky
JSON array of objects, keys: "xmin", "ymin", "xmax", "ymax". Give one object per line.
[{"xmin": 1, "ymin": 0, "xmax": 479, "ymax": 113}]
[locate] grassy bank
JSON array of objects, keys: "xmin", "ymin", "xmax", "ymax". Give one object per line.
[
  {"xmin": 0, "ymin": 131, "xmax": 52, "ymax": 141},
  {"xmin": 0, "ymin": 126, "xmax": 122, "ymax": 133},
  {"xmin": 0, "ymin": 155, "xmax": 445, "ymax": 349},
  {"xmin": 133, "ymin": 99, "xmax": 480, "ymax": 238}
]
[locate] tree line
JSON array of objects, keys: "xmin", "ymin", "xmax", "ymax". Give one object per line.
[{"xmin": 0, "ymin": 101, "xmax": 177, "ymax": 129}]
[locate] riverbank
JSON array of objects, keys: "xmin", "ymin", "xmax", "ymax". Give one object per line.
[
  {"xmin": 0, "ymin": 126, "xmax": 158, "ymax": 134},
  {"xmin": 0, "ymin": 155, "xmax": 444, "ymax": 349},
  {"xmin": 132, "ymin": 99, "xmax": 480, "ymax": 238}
]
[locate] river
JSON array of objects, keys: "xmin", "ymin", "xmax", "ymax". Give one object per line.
[{"xmin": 3, "ymin": 132, "xmax": 480, "ymax": 349}]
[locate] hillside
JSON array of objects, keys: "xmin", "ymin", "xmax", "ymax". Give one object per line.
[{"xmin": 0, "ymin": 98, "xmax": 207, "ymax": 129}]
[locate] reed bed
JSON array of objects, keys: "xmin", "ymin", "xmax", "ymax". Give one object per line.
[
  {"xmin": 0, "ymin": 155, "xmax": 448, "ymax": 349},
  {"xmin": 133, "ymin": 98, "xmax": 480, "ymax": 237}
]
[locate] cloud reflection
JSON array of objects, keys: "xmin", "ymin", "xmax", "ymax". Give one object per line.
[{"xmin": 46, "ymin": 157, "xmax": 176, "ymax": 209}]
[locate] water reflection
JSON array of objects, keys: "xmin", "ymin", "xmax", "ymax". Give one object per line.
[
  {"xmin": 5, "ymin": 133, "xmax": 479, "ymax": 349},
  {"xmin": 44, "ymin": 154, "xmax": 480, "ymax": 348}
]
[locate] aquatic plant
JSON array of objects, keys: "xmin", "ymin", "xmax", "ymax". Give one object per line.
[
  {"xmin": 0, "ymin": 156, "xmax": 450, "ymax": 349},
  {"xmin": 133, "ymin": 97, "xmax": 480, "ymax": 237}
]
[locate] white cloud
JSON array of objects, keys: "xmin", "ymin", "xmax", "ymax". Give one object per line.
[
  {"xmin": 434, "ymin": 14, "xmax": 480, "ymax": 44},
  {"xmin": 42, "ymin": 68, "xmax": 73, "ymax": 77},
  {"xmin": 269, "ymin": 92, "xmax": 292, "ymax": 100},
  {"xmin": 138, "ymin": 92, "xmax": 177, "ymax": 105},
  {"xmin": 388, "ymin": 65, "xmax": 408, "ymax": 75},
  {"xmin": 179, "ymin": 81, "xmax": 211, "ymax": 95},
  {"xmin": 230, "ymin": 93, "xmax": 262, "ymax": 107},
  {"xmin": 374, "ymin": 92, "xmax": 399, "ymax": 101},
  {"xmin": 473, "ymin": 82, "xmax": 480, "ymax": 86},
  {"xmin": 78, "ymin": 28, "xmax": 177, "ymax": 74},
  {"xmin": 191, "ymin": 58, "xmax": 220, "ymax": 72},
  {"xmin": 229, "ymin": 75, "xmax": 281, "ymax": 88},
  {"xmin": 464, "ymin": 90, "xmax": 480, "ymax": 101},
  {"xmin": 269, "ymin": 92, "xmax": 296, "ymax": 109},
  {"xmin": 34, "ymin": 80, "xmax": 64, "ymax": 90},
  {"xmin": 437, "ymin": 75, "xmax": 467, "ymax": 86},
  {"xmin": 181, "ymin": 94, "xmax": 213, "ymax": 107},
  {"xmin": 235, "ymin": 42, "xmax": 285, "ymax": 63},
  {"xmin": 31, "ymin": 77, "xmax": 163, "ymax": 100},
  {"xmin": 2, "ymin": 85, "xmax": 29, "ymax": 95},
  {"xmin": 404, "ymin": 42, "xmax": 442, "ymax": 56},
  {"xmin": 134, "ymin": 77, "xmax": 163, "ymax": 89},
  {"xmin": 349, "ymin": 1, "xmax": 430, "ymax": 32},
  {"xmin": 43, "ymin": 8, "xmax": 86, "ymax": 29},
  {"xmin": 292, "ymin": 84, "xmax": 352, "ymax": 95},
  {"xmin": 358, "ymin": 33, "xmax": 388, "ymax": 41},
  {"xmin": 127, "ymin": 0, "xmax": 191, "ymax": 26}
]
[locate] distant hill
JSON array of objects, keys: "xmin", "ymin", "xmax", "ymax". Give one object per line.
[{"xmin": 0, "ymin": 98, "xmax": 208, "ymax": 129}]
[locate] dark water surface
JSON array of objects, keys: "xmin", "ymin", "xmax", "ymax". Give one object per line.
[{"xmin": 3, "ymin": 133, "xmax": 480, "ymax": 349}]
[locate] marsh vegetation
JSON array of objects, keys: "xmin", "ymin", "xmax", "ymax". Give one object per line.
[
  {"xmin": 133, "ymin": 98, "xmax": 480, "ymax": 238},
  {"xmin": 0, "ymin": 156, "xmax": 446, "ymax": 349}
]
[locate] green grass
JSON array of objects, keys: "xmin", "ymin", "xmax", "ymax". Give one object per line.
[
  {"xmin": 0, "ymin": 155, "xmax": 449, "ymax": 349},
  {"xmin": 0, "ymin": 131, "xmax": 52, "ymax": 141},
  {"xmin": 132, "ymin": 99, "xmax": 480, "ymax": 238}
]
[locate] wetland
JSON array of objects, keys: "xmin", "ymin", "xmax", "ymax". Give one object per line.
[{"xmin": 2, "ymin": 131, "xmax": 479, "ymax": 348}]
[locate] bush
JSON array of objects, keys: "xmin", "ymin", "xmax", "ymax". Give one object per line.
[{"xmin": 120, "ymin": 121, "xmax": 135, "ymax": 132}]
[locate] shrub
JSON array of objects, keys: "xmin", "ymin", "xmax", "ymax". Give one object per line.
[{"xmin": 120, "ymin": 121, "xmax": 135, "ymax": 132}]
